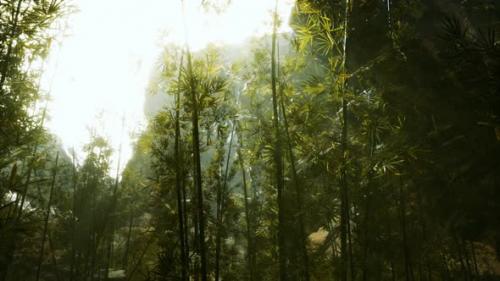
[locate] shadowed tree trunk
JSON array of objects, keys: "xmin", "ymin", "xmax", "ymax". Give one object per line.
[
  {"xmin": 361, "ymin": 126, "xmax": 375, "ymax": 281},
  {"xmin": 215, "ymin": 120, "xmax": 235, "ymax": 281},
  {"xmin": 187, "ymin": 48, "xmax": 208, "ymax": 281},
  {"xmin": 271, "ymin": 1, "xmax": 287, "ymax": 280},
  {"xmin": 174, "ymin": 53, "xmax": 189, "ymax": 281},
  {"xmin": 338, "ymin": 0, "xmax": 351, "ymax": 280},
  {"xmin": 35, "ymin": 152, "xmax": 59, "ymax": 281},
  {"xmin": 278, "ymin": 76, "xmax": 310, "ymax": 281},
  {"xmin": 237, "ymin": 121, "xmax": 256, "ymax": 281},
  {"xmin": 70, "ymin": 150, "xmax": 78, "ymax": 281},
  {"xmin": 180, "ymin": 1, "xmax": 207, "ymax": 278}
]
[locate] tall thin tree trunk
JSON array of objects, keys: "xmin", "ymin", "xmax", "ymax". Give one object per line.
[
  {"xmin": 215, "ymin": 120, "xmax": 236, "ymax": 281},
  {"xmin": 278, "ymin": 82, "xmax": 310, "ymax": 281},
  {"xmin": 179, "ymin": 1, "xmax": 207, "ymax": 278},
  {"xmin": 174, "ymin": 53, "xmax": 189, "ymax": 281},
  {"xmin": 193, "ymin": 188, "xmax": 200, "ymax": 281},
  {"xmin": 70, "ymin": 150, "xmax": 78, "ymax": 281},
  {"xmin": 35, "ymin": 152, "xmax": 59, "ymax": 281},
  {"xmin": 237, "ymin": 122, "xmax": 255, "ymax": 281},
  {"xmin": 100, "ymin": 120, "xmax": 124, "ymax": 281},
  {"xmin": 338, "ymin": 0, "xmax": 351, "ymax": 280},
  {"xmin": 181, "ymin": 174, "xmax": 190, "ymax": 276},
  {"xmin": 271, "ymin": 1, "xmax": 287, "ymax": 280},
  {"xmin": 347, "ymin": 197, "xmax": 355, "ymax": 281},
  {"xmin": 187, "ymin": 50, "xmax": 208, "ymax": 281},
  {"xmin": 89, "ymin": 176, "xmax": 99, "ymax": 281},
  {"xmin": 361, "ymin": 127, "xmax": 375, "ymax": 281},
  {"xmin": 215, "ymin": 157, "xmax": 223, "ymax": 281}
]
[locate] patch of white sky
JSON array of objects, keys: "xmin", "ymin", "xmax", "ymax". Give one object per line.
[{"xmin": 41, "ymin": 0, "xmax": 295, "ymax": 176}]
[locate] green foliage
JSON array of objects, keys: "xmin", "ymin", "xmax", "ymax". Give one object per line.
[{"xmin": 2, "ymin": 1, "xmax": 500, "ymax": 281}]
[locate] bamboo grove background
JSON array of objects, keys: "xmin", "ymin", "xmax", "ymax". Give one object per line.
[{"xmin": 1, "ymin": 0, "xmax": 500, "ymax": 281}]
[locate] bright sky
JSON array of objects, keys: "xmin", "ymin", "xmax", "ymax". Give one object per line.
[{"xmin": 41, "ymin": 0, "xmax": 294, "ymax": 175}]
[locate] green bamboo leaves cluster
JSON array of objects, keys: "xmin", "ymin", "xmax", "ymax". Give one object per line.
[
  {"xmin": 1, "ymin": 0, "xmax": 500, "ymax": 281},
  {"xmin": 130, "ymin": 1, "xmax": 500, "ymax": 281}
]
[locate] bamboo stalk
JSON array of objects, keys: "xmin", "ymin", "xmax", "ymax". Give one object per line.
[{"xmin": 35, "ymin": 152, "xmax": 59, "ymax": 281}]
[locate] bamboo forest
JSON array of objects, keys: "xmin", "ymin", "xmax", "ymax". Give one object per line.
[{"xmin": 1, "ymin": 0, "xmax": 500, "ymax": 280}]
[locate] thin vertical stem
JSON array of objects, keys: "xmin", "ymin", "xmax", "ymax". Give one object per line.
[
  {"xmin": 271, "ymin": 0, "xmax": 287, "ymax": 280},
  {"xmin": 278, "ymin": 80, "xmax": 310, "ymax": 281},
  {"xmin": 35, "ymin": 152, "xmax": 59, "ymax": 281},
  {"xmin": 338, "ymin": 0, "xmax": 351, "ymax": 280},
  {"xmin": 174, "ymin": 52, "xmax": 189, "ymax": 281},
  {"xmin": 70, "ymin": 150, "xmax": 78, "ymax": 281},
  {"xmin": 237, "ymin": 122, "xmax": 255, "ymax": 281}
]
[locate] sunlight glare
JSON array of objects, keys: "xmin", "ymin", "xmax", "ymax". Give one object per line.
[{"xmin": 41, "ymin": 0, "xmax": 295, "ymax": 175}]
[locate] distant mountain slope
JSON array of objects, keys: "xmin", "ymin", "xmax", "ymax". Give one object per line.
[{"xmin": 143, "ymin": 34, "xmax": 291, "ymax": 118}]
